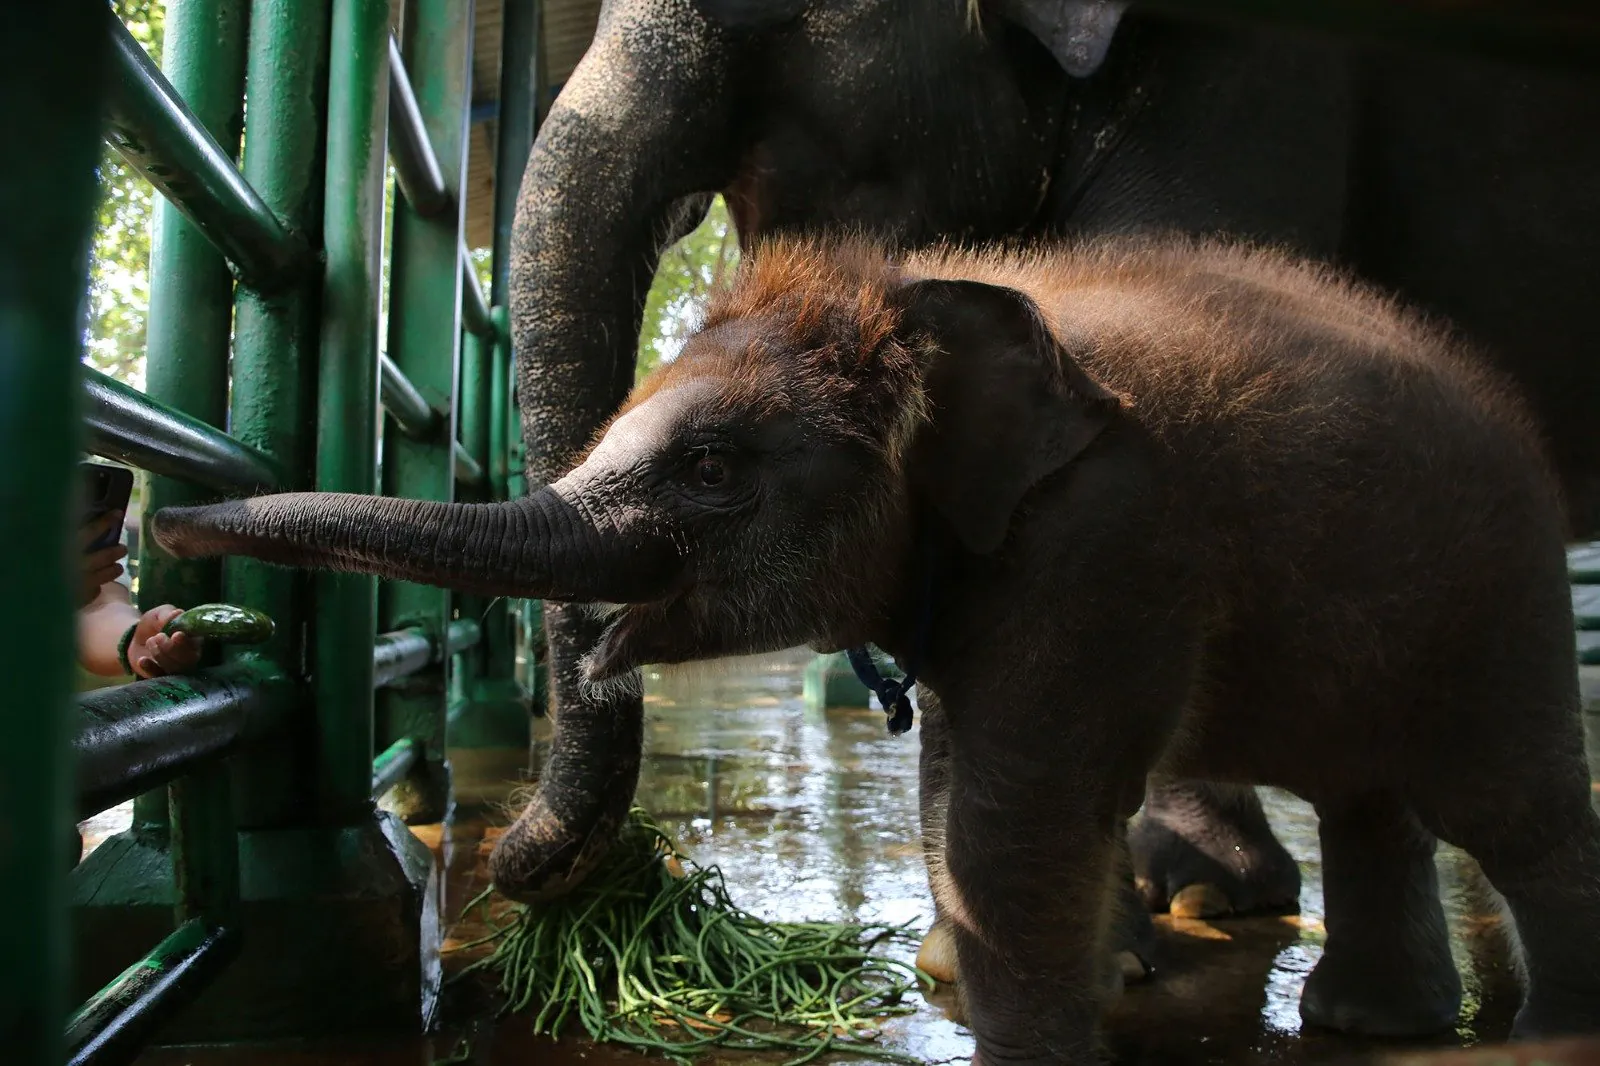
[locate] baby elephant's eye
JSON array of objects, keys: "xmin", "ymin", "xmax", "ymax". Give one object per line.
[{"xmin": 696, "ymin": 456, "xmax": 727, "ymax": 487}]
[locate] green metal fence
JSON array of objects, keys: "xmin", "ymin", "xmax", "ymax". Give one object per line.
[{"xmin": 2, "ymin": 1, "xmax": 542, "ymax": 1062}]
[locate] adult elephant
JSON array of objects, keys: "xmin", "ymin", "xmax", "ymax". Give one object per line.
[{"xmin": 500, "ymin": 0, "xmax": 1600, "ymax": 961}]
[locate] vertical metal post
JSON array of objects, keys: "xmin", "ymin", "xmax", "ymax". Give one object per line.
[
  {"xmin": 483, "ymin": 308, "xmax": 525, "ymax": 697},
  {"xmin": 490, "ymin": 0, "xmax": 541, "ymax": 308},
  {"xmin": 493, "ymin": 0, "xmax": 544, "ymax": 721},
  {"xmin": 0, "ymin": 4, "xmax": 108, "ymax": 1061},
  {"xmin": 227, "ymin": 0, "xmax": 332, "ymax": 830},
  {"xmin": 378, "ymin": 0, "xmax": 473, "ymax": 819},
  {"xmin": 140, "ymin": 0, "xmax": 251, "ymax": 924},
  {"xmin": 319, "ymin": 0, "xmax": 391, "ymax": 825},
  {"xmin": 489, "ymin": 313, "xmax": 511, "ymax": 500}
]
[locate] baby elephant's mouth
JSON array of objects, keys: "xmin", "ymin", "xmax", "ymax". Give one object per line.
[{"xmin": 582, "ymin": 593, "xmax": 693, "ymax": 683}]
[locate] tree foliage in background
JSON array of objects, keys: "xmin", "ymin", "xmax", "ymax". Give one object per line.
[
  {"xmin": 636, "ymin": 197, "xmax": 737, "ymax": 381},
  {"xmin": 85, "ymin": 0, "xmax": 166, "ymax": 390}
]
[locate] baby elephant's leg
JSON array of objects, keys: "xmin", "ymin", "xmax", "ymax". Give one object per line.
[
  {"xmin": 1129, "ymin": 778, "xmax": 1301, "ymax": 918},
  {"xmin": 1418, "ymin": 772, "xmax": 1600, "ymax": 1039},
  {"xmin": 943, "ymin": 764, "xmax": 1124, "ymax": 1066},
  {"xmin": 1299, "ymin": 792, "xmax": 1461, "ymax": 1036},
  {"xmin": 917, "ymin": 691, "xmax": 960, "ymax": 985}
]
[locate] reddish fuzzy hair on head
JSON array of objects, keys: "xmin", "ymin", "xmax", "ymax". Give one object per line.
[{"xmin": 618, "ymin": 234, "xmax": 930, "ymax": 465}]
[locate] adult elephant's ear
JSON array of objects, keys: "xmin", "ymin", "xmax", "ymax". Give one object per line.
[
  {"xmin": 897, "ymin": 278, "xmax": 1121, "ymax": 555},
  {"xmin": 995, "ymin": 0, "xmax": 1128, "ymax": 78}
]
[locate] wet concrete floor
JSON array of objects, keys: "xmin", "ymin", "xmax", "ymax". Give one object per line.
[{"xmin": 117, "ymin": 649, "xmax": 1600, "ymax": 1066}]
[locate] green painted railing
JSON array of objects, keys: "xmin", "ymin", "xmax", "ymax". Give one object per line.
[{"xmin": 4, "ymin": 1, "xmax": 546, "ymax": 1062}]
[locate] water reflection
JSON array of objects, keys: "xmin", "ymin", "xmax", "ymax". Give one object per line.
[{"xmin": 583, "ymin": 649, "xmax": 1525, "ymax": 1065}]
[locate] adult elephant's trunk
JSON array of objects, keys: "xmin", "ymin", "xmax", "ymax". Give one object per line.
[
  {"xmin": 150, "ymin": 484, "xmax": 680, "ymax": 605},
  {"xmin": 501, "ymin": 0, "xmax": 739, "ymax": 900}
]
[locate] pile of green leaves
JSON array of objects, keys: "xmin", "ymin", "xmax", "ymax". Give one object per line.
[{"xmin": 453, "ymin": 808, "xmax": 930, "ymax": 1065}]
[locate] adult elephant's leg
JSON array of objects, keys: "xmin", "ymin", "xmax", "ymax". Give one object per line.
[
  {"xmin": 1299, "ymin": 792, "xmax": 1460, "ymax": 1036},
  {"xmin": 502, "ymin": 0, "xmax": 737, "ymax": 899},
  {"xmin": 1129, "ymin": 778, "xmax": 1301, "ymax": 918},
  {"xmin": 916, "ymin": 690, "xmax": 960, "ymax": 985}
]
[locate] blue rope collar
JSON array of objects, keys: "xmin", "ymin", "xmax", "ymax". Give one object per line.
[{"xmin": 845, "ymin": 537, "xmax": 936, "ymax": 736}]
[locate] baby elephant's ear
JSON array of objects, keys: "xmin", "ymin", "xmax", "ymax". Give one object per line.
[{"xmin": 898, "ymin": 278, "xmax": 1121, "ymax": 555}]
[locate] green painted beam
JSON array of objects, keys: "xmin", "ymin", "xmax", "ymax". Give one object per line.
[
  {"xmin": 226, "ymin": 0, "xmax": 331, "ymax": 833},
  {"xmin": 318, "ymin": 0, "xmax": 392, "ymax": 825},
  {"xmin": 82, "ymin": 369, "xmax": 284, "ymax": 495},
  {"xmin": 102, "ymin": 7, "xmax": 310, "ymax": 292},
  {"xmin": 0, "ymin": 5, "xmax": 109, "ymax": 1061},
  {"xmin": 64, "ymin": 919, "xmax": 238, "ymax": 1066},
  {"xmin": 379, "ymin": 0, "xmax": 475, "ymax": 825},
  {"xmin": 386, "ymin": 34, "xmax": 450, "ymax": 218},
  {"xmin": 135, "ymin": 0, "xmax": 252, "ymax": 897},
  {"xmin": 74, "ymin": 662, "xmax": 294, "ymax": 822},
  {"xmin": 460, "ymin": 244, "xmax": 494, "ymax": 337},
  {"xmin": 372, "ymin": 736, "xmax": 422, "ymax": 797},
  {"xmin": 491, "ymin": 0, "xmax": 542, "ymax": 307},
  {"xmin": 379, "ymin": 353, "xmax": 444, "ymax": 440}
]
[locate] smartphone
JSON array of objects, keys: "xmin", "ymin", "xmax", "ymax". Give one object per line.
[{"xmin": 82, "ymin": 462, "xmax": 134, "ymax": 552}]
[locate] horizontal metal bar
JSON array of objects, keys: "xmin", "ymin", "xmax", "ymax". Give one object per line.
[
  {"xmin": 372, "ymin": 627, "xmax": 434, "ymax": 688},
  {"xmin": 1575, "ymin": 584, "xmax": 1599, "ymax": 630},
  {"xmin": 454, "ymin": 440, "xmax": 486, "ymax": 489},
  {"xmin": 1572, "ymin": 543, "xmax": 1600, "ymax": 584},
  {"xmin": 83, "ymin": 367, "xmax": 284, "ymax": 495},
  {"xmin": 461, "ymin": 249, "xmax": 494, "ymax": 337},
  {"xmin": 386, "ymin": 34, "xmax": 451, "ymax": 217},
  {"xmin": 447, "ymin": 618, "xmax": 482, "ymax": 655},
  {"xmin": 371, "ymin": 619, "xmax": 482, "ymax": 687},
  {"xmin": 103, "ymin": 9, "xmax": 310, "ymax": 292},
  {"xmin": 66, "ymin": 919, "xmax": 239, "ymax": 1066},
  {"xmin": 1581, "ymin": 631, "xmax": 1599, "ymax": 666},
  {"xmin": 379, "ymin": 353, "xmax": 444, "ymax": 440},
  {"xmin": 372, "ymin": 736, "xmax": 422, "ymax": 796},
  {"xmin": 74, "ymin": 661, "xmax": 294, "ymax": 820}
]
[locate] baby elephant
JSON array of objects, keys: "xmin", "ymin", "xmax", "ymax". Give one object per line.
[{"xmin": 153, "ymin": 235, "xmax": 1600, "ymax": 1063}]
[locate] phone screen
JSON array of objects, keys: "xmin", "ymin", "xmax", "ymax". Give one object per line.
[{"xmin": 82, "ymin": 462, "xmax": 134, "ymax": 553}]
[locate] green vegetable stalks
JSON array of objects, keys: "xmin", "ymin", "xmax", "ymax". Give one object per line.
[
  {"xmin": 162, "ymin": 602, "xmax": 275, "ymax": 643},
  {"xmin": 452, "ymin": 807, "xmax": 932, "ymax": 1066}
]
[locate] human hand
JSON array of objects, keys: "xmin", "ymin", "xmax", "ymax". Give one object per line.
[
  {"xmin": 79, "ymin": 511, "xmax": 127, "ymax": 607},
  {"xmin": 125, "ymin": 605, "xmax": 204, "ymax": 678}
]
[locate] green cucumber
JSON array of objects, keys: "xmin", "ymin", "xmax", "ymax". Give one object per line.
[{"xmin": 162, "ymin": 602, "xmax": 275, "ymax": 643}]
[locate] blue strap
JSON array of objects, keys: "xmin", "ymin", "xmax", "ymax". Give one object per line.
[
  {"xmin": 845, "ymin": 535, "xmax": 936, "ymax": 736},
  {"xmin": 846, "ymin": 647, "xmax": 917, "ymax": 735}
]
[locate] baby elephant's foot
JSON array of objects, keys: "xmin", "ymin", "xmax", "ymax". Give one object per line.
[
  {"xmin": 915, "ymin": 919, "xmax": 1151, "ymax": 992},
  {"xmin": 1129, "ymin": 782, "xmax": 1301, "ymax": 918},
  {"xmin": 1300, "ymin": 947, "xmax": 1461, "ymax": 1037}
]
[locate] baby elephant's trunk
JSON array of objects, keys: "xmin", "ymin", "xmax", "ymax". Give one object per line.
[{"xmin": 150, "ymin": 485, "xmax": 679, "ymax": 604}]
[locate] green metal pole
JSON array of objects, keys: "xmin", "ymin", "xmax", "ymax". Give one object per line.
[
  {"xmin": 481, "ymin": 307, "xmax": 526, "ymax": 709},
  {"xmin": 0, "ymin": 4, "xmax": 108, "ymax": 1062},
  {"xmin": 135, "ymin": 0, "xmax": 251, "ymax": 919},
  {"xmin": 491, "ymin": 0, "xmax": 541, "ymax": 308},
  {"xmin": 226, "ymin": 0, "xmax": 332, "ymax": 831},
  {"xmin": 377, "ymin": 0, "xmax": 474, "ymax": 820},
  {"xmin": 317, "ymin": 0, "xmax": 390, "ymax": 825},
  {"xmin": 489, "ymin": 311, "xmax": 511, "ymax": 501}
]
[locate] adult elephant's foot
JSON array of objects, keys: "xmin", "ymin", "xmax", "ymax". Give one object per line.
[
  {"xmin": 916, "ymin": 919, "xmax": 959, "ymax": 984},
  {"xmin": 1129, "ymin": 779, "xmax": 1301, "ymax": 918}
]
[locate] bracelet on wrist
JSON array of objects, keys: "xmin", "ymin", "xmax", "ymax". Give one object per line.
[{"xmin": 116, "ymin": 622, "xmax": 139, "ymax": 676}]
